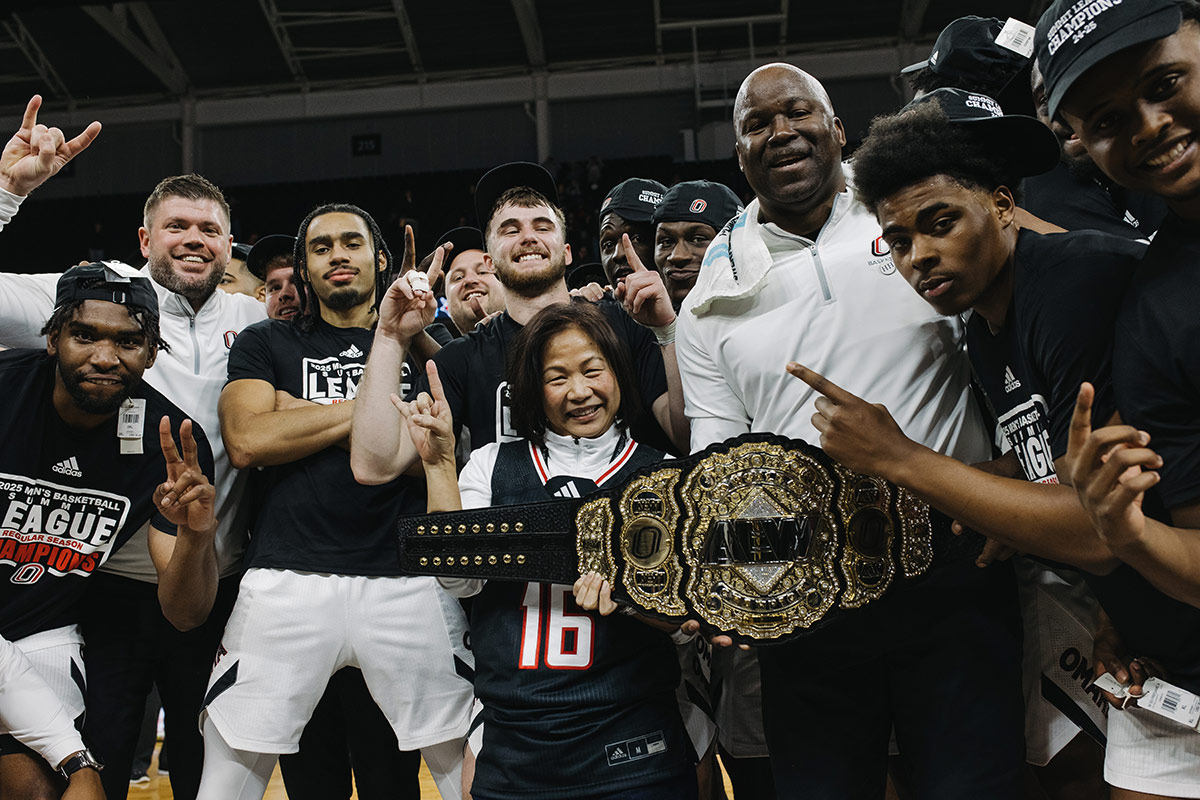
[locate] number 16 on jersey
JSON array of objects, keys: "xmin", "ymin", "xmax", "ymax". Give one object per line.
[{"xmin": 519, "ymin": 583, "xmax": 595, "ymax": 670}]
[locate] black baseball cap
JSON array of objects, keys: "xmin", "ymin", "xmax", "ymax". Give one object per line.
[
  {"xmin": 653, "ymin": 181, "xmax": 743, "ymax": 232},
  {"xmin": 231, "ymin": 242, "xmax": 252, "ymax": 261},
  {"xmin": 435, "ymin": 226, "xmax": 485, "ymax": 265},
  {"xmin": 474, "ymin": 162, "xmax": 558, "ymax": 231},
  {"xmin": 246, "ymin": 234, "xmax": 296, "ymax": 281},
  {"xmin": 1036, "ymin": 0, "xmax": 1182, "ymax": 121},
  {"xmin": 566, "ymin": 262, "xmax": 607, "ymax": 291},
  {"xmin": 904, "ymin": 88, "xmax": 1061, "ymax": 177},
  {"xmin": 599, "ymin": 178, "xmax": 667, "ymax": 223},
  {"xmin": 901, "ymin": 16, "xmax": 1031, "ymax": 91},
  {"xmin": 55, "ymin": 263, "xmax": 158, "ymax": 316}
]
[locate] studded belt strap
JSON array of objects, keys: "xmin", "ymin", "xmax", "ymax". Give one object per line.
[{"xmin": 397, "ymin": 433, "xmax": 977, "ymax": 644}]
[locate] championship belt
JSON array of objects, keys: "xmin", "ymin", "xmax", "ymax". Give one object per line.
[{"xmin": 397, "ymin": 433, "xmax": 979, "ymax": 644}]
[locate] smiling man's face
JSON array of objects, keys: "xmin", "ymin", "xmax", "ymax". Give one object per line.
[{"xmin": 139, "ymin": 196, "xmax": 231, "ymax": 303}]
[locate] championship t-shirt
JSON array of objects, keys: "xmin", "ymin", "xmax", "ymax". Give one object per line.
[
  {"xmin": 966, "ymin": 228, "xmax": 1143, "ymax": 482},
  {"xmin": 419, "ymin": 298, "xmax": 673, "ymax": 455},
  {"xmin": 226, "ymin": 318, "xmax": 427, "ymax": 576},
  {"xmin": 1022, "ymin": 163, "xmax": 1167, "ymax": 240},
  {"xmin": 0, "ymin": 349, "xmax": 212, "ymax": 641}
]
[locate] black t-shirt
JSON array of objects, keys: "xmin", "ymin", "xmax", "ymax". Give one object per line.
[
  {"xmin": 226, "ymin": 318, "xmax": 426, "ymax": 575},
  {"xmin": 970, "ymin": 225, "xmax": 1200, "ymax": 694},
  {"xmin": 0, "ymin": 349, "xmax": 212, "ymax": 641},
  {"xmin": 1022, "ymin": 163, "xmax": 1167, "ymax": 240},
  {"xmin": 419, "ymin": 298, "xmax": 672, "ymax": 455},
  {"xmin": 966, "ymin": 228, "xmax": 1142, "ymax": 482},
  {"xmin": 470, "ymin": 439, "xmax": 693, "ymax": 799},
  {"xmin": 1116, "ymin": 213, "xmax": 1200, "ymax": 509},
  {"xmin": 1103, "ymin": 213, "xmax": 1200, "ymax": 691}
]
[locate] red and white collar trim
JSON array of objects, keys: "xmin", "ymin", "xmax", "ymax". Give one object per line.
[{"xmin": 528, "ymin": 436, "xmax": 638, "ymax": 487}]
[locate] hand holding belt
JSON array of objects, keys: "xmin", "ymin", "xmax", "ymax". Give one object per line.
[{"xmin": 398, "ymin": 433, "xmax": 979, "ymax": 644}]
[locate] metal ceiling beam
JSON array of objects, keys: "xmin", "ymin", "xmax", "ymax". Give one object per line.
[
  {"xmin": 899, "ymin": 0, "xmax": 934, "ymax": 40},
  {"xmin": 83, "ymin": 2, "xmax": 189, "ymax": 95},
  {"xmin": 391, "ymin": 0, "xmax": 424, "ymax": 75},
  {"xmin": 778, "ymin": 0, "xmax": 789, "ymax": 55},
  {"xmin": 510, "ymin": 0, "xmax": 546, "ymax": 69},
  {"xmin": 657, "ymin": 14, "xmax": 786, "ymax": 31},
  {"xmin": 2, "ymin": 14, "xmax": 73, "ymax": 103},
  {"xmin": 257, "ymin": 0, "xmax": 308, "ymax": 88}
]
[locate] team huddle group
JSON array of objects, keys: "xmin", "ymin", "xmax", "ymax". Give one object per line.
[{"xmin": 2, "ymin": 0, "xmax": 1200, "ymax": 798}]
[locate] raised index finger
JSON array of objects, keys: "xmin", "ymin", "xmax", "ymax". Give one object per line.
[
  {"xmin": 1067, "ymin": 382, "xmax": 1095, "ymax": 467},
  {"xmin": 19, "ymin": 95, "xmax": 41, "ymax": 133},
  {"xmin": 621, "ymin": 234, "xmax": 648, "ymax": 272},
  {"xmin": 403, "ymin": 224, "xmax": 416, "ymax": 273},
  {"xmin": 785, "ymin": 362, "xmax": 857, "ymax": 404},
  {"xmin": 425, "ymin": 360, "xmax": 448, "ymax": 406}
]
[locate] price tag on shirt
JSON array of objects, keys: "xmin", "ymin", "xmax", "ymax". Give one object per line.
[
  {"xmin": 1140, "ymin": 677, "xmax": 1200, "ymax": 731},
  {"xmin": 118, "ymin": 398, "xmax": 145, "ymax": 455},
  {"xmin": 995, "ymin": 17, "xmax": 1035, "ymax": 58}
]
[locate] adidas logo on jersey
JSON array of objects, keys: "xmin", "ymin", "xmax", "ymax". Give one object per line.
[
  {"xmin": 1123, "ymin": 210, "xmax": 1141, "ymax": 229},
  {"xmin": 52, "ymin": 457, "xmax": 83, "ymax": 477},
  {"xmin": 1004, "ymin": 367, "xmax": 1022, "ymax": 393},
  {"xmin": 340, "ymin": 344, "xmax": 365, "ymax": 359}
]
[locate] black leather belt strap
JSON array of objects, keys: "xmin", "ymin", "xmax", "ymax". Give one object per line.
[{"xmin": 398, "ymin": 433, "xmax": 978, "ymax": 644}]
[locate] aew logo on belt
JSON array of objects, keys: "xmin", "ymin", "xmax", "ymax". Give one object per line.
[
  {"xmin": 0, "ymin": 473, "xmax": 131, "ymax": 584},
  {"xmin": 868, "ymin": 236, "xmax": 895, "ymax": 275},
  {"xmin": 302, "ymin": 355, "xmax": 365, "ymax": 404}
]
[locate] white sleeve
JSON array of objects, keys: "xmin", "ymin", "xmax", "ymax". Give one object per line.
[
  {"xmin": 0, "ymin": 272, "xmax": 58, "ymax": 349},
  {"xmin": 676, "ymin": 308, "xmax": 752, "ymax": 451},
  {"xmin": 0, "ymin": 636, "xmax": 85, "ymax": 769},
  {"xmin": 433, "ymin": 443, "xmax": 501, "ymax": 598},
  {"xmin": 0, "ymin": 187, "xmax": 24, "ymax": 233}
]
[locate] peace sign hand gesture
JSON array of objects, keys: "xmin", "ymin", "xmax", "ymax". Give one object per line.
[
  {"xmin": 154, "ymin": 417, "xmax": 216, "ymax": 534},
  {"xmin": 0, "ymin": 95, "xmax": 101, "ymax": 197}
]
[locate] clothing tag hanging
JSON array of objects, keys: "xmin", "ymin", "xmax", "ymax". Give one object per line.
[{"xmin": 118, "ymin": 398, "xmax": 145, "ymax": 455}]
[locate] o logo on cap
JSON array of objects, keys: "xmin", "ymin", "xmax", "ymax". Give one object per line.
[
  {"xmin": 690, "ymin": 199, "xmax": 707, "ymax": 213},
  {"xmin": 601, "ymin": 197, "xmax": 613, "ymax": 210}
]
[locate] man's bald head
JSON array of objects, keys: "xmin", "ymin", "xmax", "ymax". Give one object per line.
[{"xmin": 734, "ymin": 63, "xmax": 834, "ymax": 122}]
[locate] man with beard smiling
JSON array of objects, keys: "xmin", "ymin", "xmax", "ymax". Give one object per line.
[
  {"xmin": 352, "ymin": 161, "xmax": 687, "ymax": 481},
  {"xmin": 205, "ymin": 203, "xmax": 473, "ymax": 800},
  {"xmin": 675, "ymin": 64, "xmax": 1023, "ymax": 798},
  {"xmin": 0, "ymin": 264, "xmax": 218, "ymax": 800},
  {"xmin": 0, "ymin": 101, "xmax": 264, "ymax": 799}
]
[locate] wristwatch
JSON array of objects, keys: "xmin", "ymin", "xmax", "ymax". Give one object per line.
[{"xmin": 57, "ymin": 749, "xmax": 103, "ymax": 780}]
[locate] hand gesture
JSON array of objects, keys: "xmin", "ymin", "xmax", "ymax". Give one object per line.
[
  {"xmin": 377, "ymin": 242, "xmax": 444, "ymax": 344},
  {"xmin": 154, "ymin": 417, "xmax": 216, "ymax": 533},
  {"xmin": 679, "ymin": 619, "xmax": 751, "ymax": 650},
  {"xmin": 392, "ymin": 361, "xmax": 455, "ymax": 466},
  {"xmin": 1066, "ymin": 383, "xmax": 1160, "ymax": 553},
  {"xmin": 786, "ymin": 363, "xmax": 918, "ymax": 480},
  {"xmin": 573, "ymin": 572, "xmax": 619, "ymax": 615},
  {"xmin": 0, "ymin": 96, "xmax": 101, "ymax": 197},
  {"xmin": 569, "ymin": 282, "xmax": 610, "ymax": 303},
  {"xmin": 614, "ymin": 234, "xmax": 675, "ymax": 329}
]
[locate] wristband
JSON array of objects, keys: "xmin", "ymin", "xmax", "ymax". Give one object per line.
[{"xmin": 651, "ymin": 318, "xmax": 676, "ymax": 347}]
